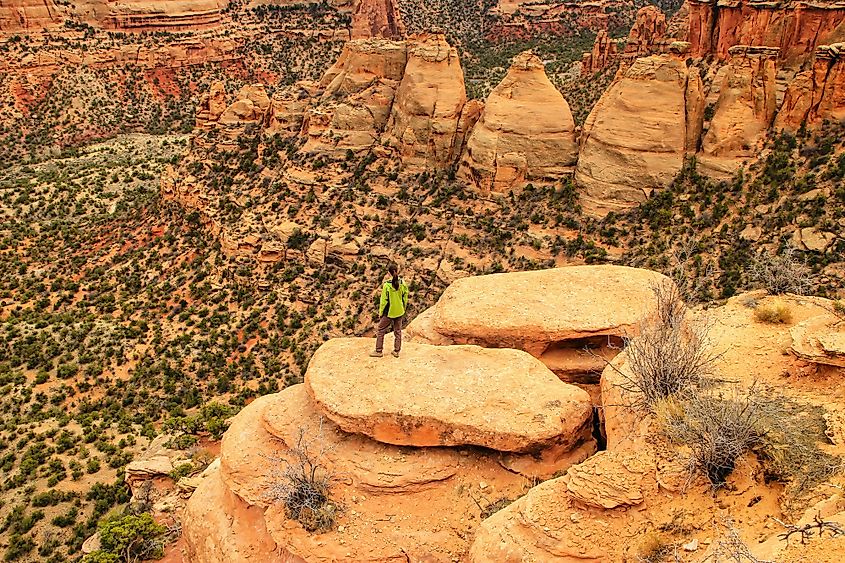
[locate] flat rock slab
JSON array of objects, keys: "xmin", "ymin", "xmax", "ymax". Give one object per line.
[
  {"xmin": 791, "ymin": 314, "xmax": 845, "ymax": 367},
  {"xmin": 431, "ymin": 265, "xmax": 671, "ymax": 354},
  {"xmin": 305, "ymin": 338, "xmax": 592, "ymax": 452}
]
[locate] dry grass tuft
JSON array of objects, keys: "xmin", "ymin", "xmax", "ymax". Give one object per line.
[{"xmin": 753, "ymin": 301, "xmax": 793, "ymax": 324}]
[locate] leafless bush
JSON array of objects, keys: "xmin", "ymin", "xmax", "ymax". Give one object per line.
[
  {"xmin": 656, "ymin": 384, "xmax": 767, "ymax": 486},
  {"xmin": 266, "ymin": 421, "xmax": 339, "ymax": 532},
  {"xmin": 708, "ymin": 517, "xmax": 771, "ymax": 563},
  {"xmin": 774, "ymin": 515, "xmax": 845, "ymax": 545},
  {"xmin": 613, "ymin": 282, "xmax": 721, "ymax": 411},
  {"xmin": 749, "ymin": 248, "xmax": 812, "ymax": 295}
]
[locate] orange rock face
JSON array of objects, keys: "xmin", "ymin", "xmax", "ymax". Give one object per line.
[
  {"xmin": 580, "ymin": 29, "xmax": 617, "ymax": 76},
  {"xmin": 0, "ymin": 0, "xmax": 63, "ymax": 31},
  {"xmin": 698, "ymin": 45, "xmax": 779, "ymax": 176},
  {"xmin": 623, "ymin": 5, "xmax": 667, "ymax": 57},
  {"xmin": 688, "ymin": 0, "xmax": 845, "ymax": 61},
  {"xmin": 350, "ymin": 0, "xmax": 405, "ymax": 40},
  {"xmin": 776, "ymin": 42, "xmax": 845, "ymax": 131}
]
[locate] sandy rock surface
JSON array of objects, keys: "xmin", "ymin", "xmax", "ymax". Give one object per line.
[{"xmin": 305, "ymin": 338, "xmax": 593, "ymax": 452}]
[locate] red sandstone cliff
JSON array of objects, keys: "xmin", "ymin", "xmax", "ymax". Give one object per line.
[
  {"xmin": 776, "ymin": 42, "xmax": 845, "ymax": 130},
  {"xmin": 688, "ymin": 0, "xmax": 845, "ymax": 61}
]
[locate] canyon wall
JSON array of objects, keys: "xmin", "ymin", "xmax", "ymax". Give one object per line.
[
  {"xmin": 688, "ymin": 0, "xmax": 845, "ymax": 61},
  {"xmin": 776, "ymin": 42, "xmax": 845, "ymax": 130},
  {"xmin": 0, "ymin": 0, "xmax": 63, "ymax": 31}
]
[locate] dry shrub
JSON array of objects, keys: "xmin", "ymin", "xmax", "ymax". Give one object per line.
[
  {"xmin": 635, "ymin": 530, "xmax": 677, "ymax": 562},
  {"xmin": 266, "ymin": 422, "xmax": 339, "ymax": 533},
  {"xmin": 657, "ymin": 385, "xmax": 767, "ymax": 486},
  {"xmin": 753, "ymin": 301, "xmax": 793, "ymax": 324},
  {"xmin": 749, "ymin": 248, "xmax": 812, "ymax": 295},
  {"xmin": 615, "ymin": 281, "xmax": 721, "ymax": 411}
]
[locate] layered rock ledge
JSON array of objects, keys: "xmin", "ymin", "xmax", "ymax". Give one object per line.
[{"xmin": 305, "ymin": 338, "xmax": 593, "ymax": 453}]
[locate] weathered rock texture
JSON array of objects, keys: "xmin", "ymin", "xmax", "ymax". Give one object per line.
[
  {"xmin": 409, "ymin": 265, "xmax": 670, "ymax": 358},
  {"xmin": 305, "ymin": 338, "xmax": 593, "ymax": 453},
  {"xmin": 791, "ymin": 313, "xmax": 845, "ymax": 367},
  {"xmin": 350, "ymin": 0, "xmax": 405, "ymax": 40},
  {"xmin": 382, "ymin": 33, "xmax": 467, "ymax": 170},
  {"xmin": 624, "ymin": 5, "xmax": 668, "ymax": 57},
  {"xmin": 0, "ymin": 0, "xmax": 62, "ymax": 31},
  {"xmin": 698, "ymin": 45, "xmax": 779, "ymax": 176},
  {"xmin": 581, "ymin": 30, "xmax": 618, "ymax": 76},
  {"xmin": 688, "ymin": 0, "xmax": 845, "ymax": 61},
  {"xmin": 194, "ymin": 81, "xmax": 227, "ymax": 130},
  {"xmin": 459, "ymin": 51, "xmax": 578, "ymax": 194},
  {"xmin": 300, "ymin": 38, "xmax": 407, "ymax": 156},
  {"xmin": 96, "ymin": 0, "xmax": 226, "ymax": 32},
  {"xmin": 776, "ymin": 43, "xmax": 845, "ymax": 130},
  {"xmin": 183, "ymin": 385, "xmax": 530, "ymax": 562},
  {"xmin": 575, "ymin": 54, "xmax": 705, "ymax": 218},
  {"xmin": 219, "ymin": 84, "xmax": 271, "ymax": 126}
]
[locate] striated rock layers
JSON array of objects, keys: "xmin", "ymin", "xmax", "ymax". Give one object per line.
[
  {"xmin": 776, "ymin": 42, "xmax": 845, "ymax": 130},
  {"xmin": 96, "ymin": 0, "xmax": 226, "ymax": 32},
  {"xmin": 350, "ymin": 0, "xmax": 405, "ymax": 40},
  {"xmin": 0, "ymin": 0, "xmax": 63, "ymax": 31},
  {"xmin": 575, "ymin": 54, "xmax": 705, "ymax": 218},
  {"xmin": 581, "ymin": 30, "xmax": 618, "ymax": 75},
  {"xmin": 382, "ymin": 33, "xmax": 467, "ymax": 170},
  {"xmin": 698, "ymin": 45, "xmax": 779, "ymax": 177},
  {"xmin": 459, "ymin": 51, "xmax": 578, "ymax": 194},
  {"xmin": 688, "ymin": 0, "xmax": 845, "ymax": 61}
]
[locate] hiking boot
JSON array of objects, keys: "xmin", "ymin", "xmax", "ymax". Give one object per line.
[
  {"xmin": 369, "ymin": 351, "xmax": 383, "ymax": 358},
  {"xmin": 392, "ymin": 351, "xmax": 400, "ymax": 358}
]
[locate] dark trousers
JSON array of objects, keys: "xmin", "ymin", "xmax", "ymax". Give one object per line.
[{"xmin": 375, "ymin": 316, "xmax": 403, "ymax": 353}]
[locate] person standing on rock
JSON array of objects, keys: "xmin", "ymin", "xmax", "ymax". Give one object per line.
[{"xmin": 370, "ymin": 263, "xmax": 409, "ymax": 358}]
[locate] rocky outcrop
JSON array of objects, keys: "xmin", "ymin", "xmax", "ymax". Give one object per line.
[
  {"xmin": 195, "ymin": 81, "xmax": 227, "ymax": 130},
  {"xmin": 0, "ymin": 0, "xmax": 63, "ymax": 31},
  {"xmin": 688, "ymin": 0, "xmax": 845, "ymax": 61},
  {"xmin": 790, "ymin": 313, "xmax": 845, "ymax": 367},
  {"xmin": 458, "ymin": 51, "xmax": 578, "ymax": 194},
  {"xmin": 218, "ymin": 84, "xmax": 271, "ymax": 126},
  {"xmin": 776, "ymin": 43, "xmax": 845, "ymax": 131},
  {"xmin": 624, "ymin": 5, "xmax": 668, "ymax": 57},
  {"xmin": 698, "ymin": 45, "xmax": 779, "ymax": 177},
  {"xmin": 575, "ymin": 53, "xmax": 705, "ymax": 217},
  {"xmin": 305, "ymin": 338, "xmax": 593, "ymax": 453},
  {"xmin": 406, "ymin": 265, "xmax": 671, "ymax": 389},
  {"xmin": 350, "ymin": 0, "xmax": 405, "ymax": 40},
  {"xmin": 96, "ymin": 0, "xmax": 226, "ymax": 32},
  {"xmin": 266, "ymin": 81, "xmax": 318, "ymax": 137},
  {"xmin": 581, "ymin": 30, "xmax": 618, "ymax": 76},
  {"xmin": 184, "ymin": 385, "xmax": 530, "ymax": 562},
  {"xmin": 382, "ymin": 33, "xmax": 467, "ymax": 170},
  {"xmin": 300, "ymin": 38, "xmax": 407, "ymax": 156}
]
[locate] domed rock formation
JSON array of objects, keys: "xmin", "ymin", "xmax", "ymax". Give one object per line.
[
  {"xmin": 776, "ymin": 43, "xmax": 845, "ymax": 131},
  {"xmin": 458, "ymin": 51, "xmax": 578, "ymax": 194},
  {"xmin": 574, "ymin": 53, "xmax": 705, "ymax": 218},
  {"xmin": 382, "ymin": 33, "xmax": 467, "ymax": 170},
  {"xmin": 305, "ymin": 338, "xmax": 593, "ymax": 452},
  {"xmin": 350, "ymin": 0, "xmax": 405, "ymax": 40},
  {"xmin": 698, "ymin": 45, "xmax": 779, "ymax": 177}
]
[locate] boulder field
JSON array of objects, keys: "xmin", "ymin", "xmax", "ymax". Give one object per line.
[{"xmin": 183, "ymin": 269, "xmax": 845, "ymax": 561}]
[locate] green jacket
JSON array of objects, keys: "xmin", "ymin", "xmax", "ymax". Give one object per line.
[{"xmin": 379, "ymin": 279, "xmax": 409, "ymax": 318}]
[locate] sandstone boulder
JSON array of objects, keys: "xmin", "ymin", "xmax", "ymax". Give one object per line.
[
  {"xmin": 429, "ymin": 265, "xmax": 671, "ymax": 356},
  {"xmin": 562, "ymin": 450, "xmax": 648, "ymax": 508},
  {"xmin": 790, "ymin": 313, "xmax": 845, "ymax": 367},
  {"xmin": 305, "ymin": 338, "xmax": 593, "ymax": 452},
  {"xmin": 459, "ymin": 51, "xmax": 578, "ymax": 194},
  {"xmin": 575, "ymin": 54, "xmax": 705, "ymax": 218},
  {"xmin": 219, "ymin": 84, "xmax": 271, "ymax": 126},
  {"xmin": 776, "ymin": 43, "xmax": 845, "ymax": 131},
  {"xmin": 383, "ymin": 33, "xmax": 467, "ymax": 170},
  {"xmin": 195, "ymin": 81, "xmax": 226, "ymax": 129},
  {"xmin": 699, "ymin": 45, "xmax": 779, "ymax": 177}
]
